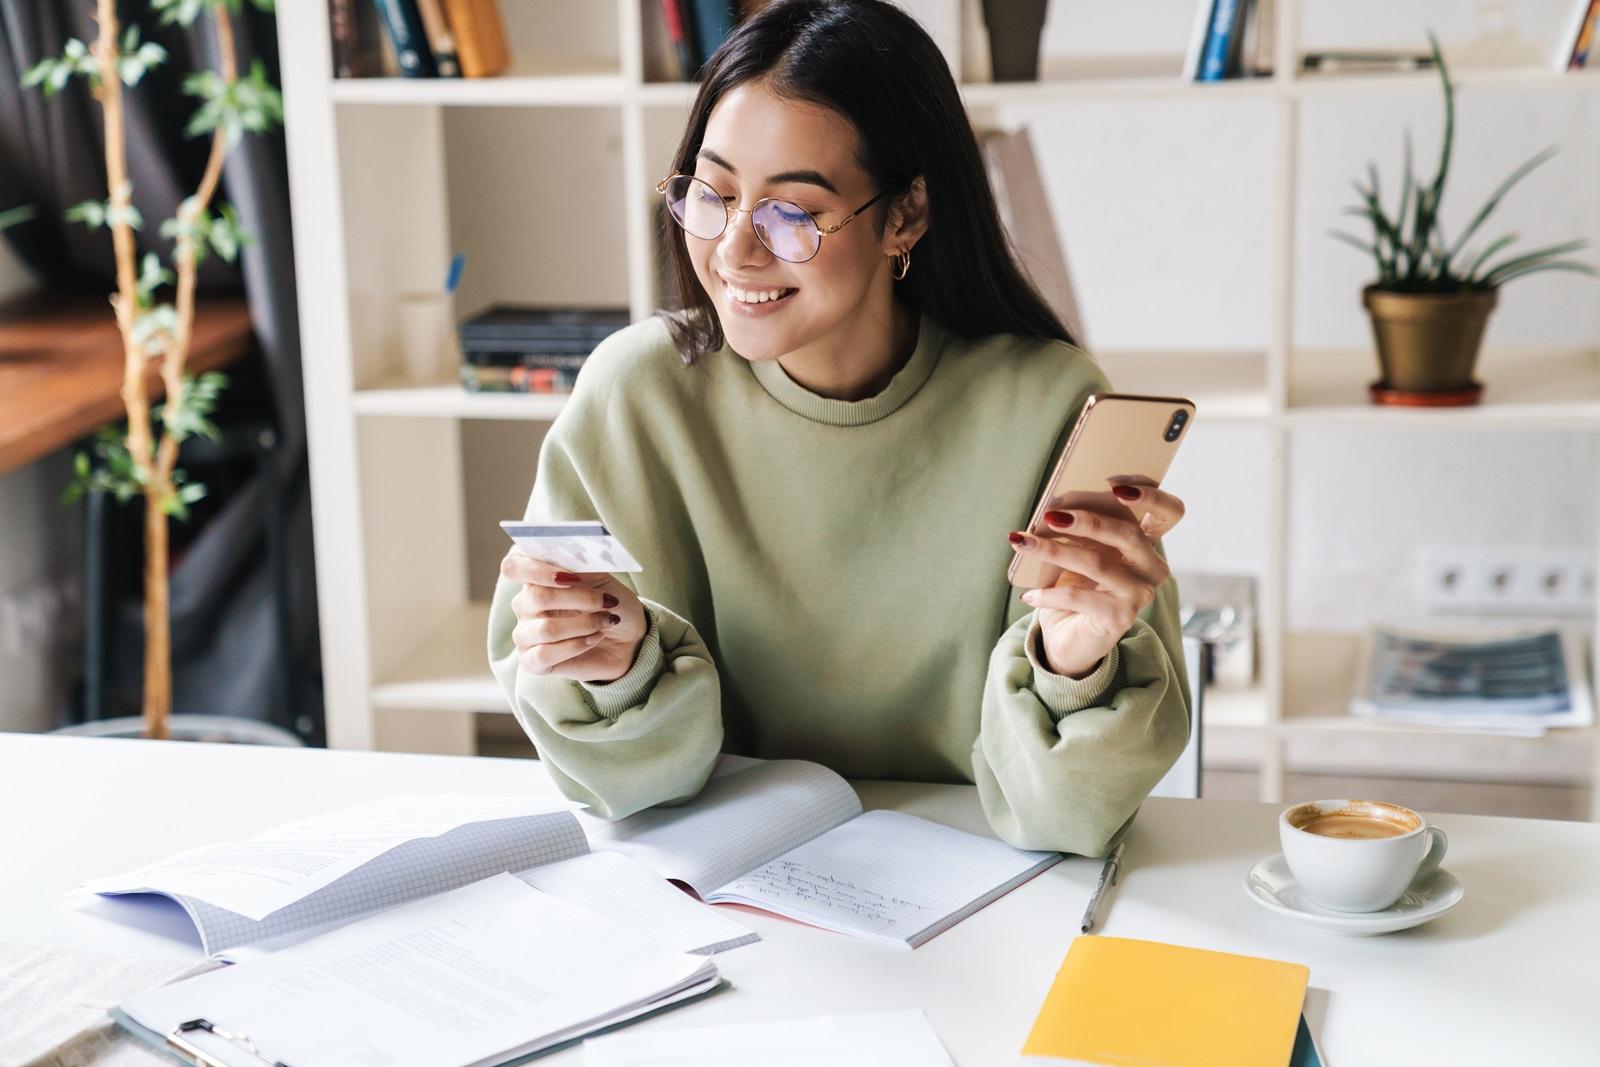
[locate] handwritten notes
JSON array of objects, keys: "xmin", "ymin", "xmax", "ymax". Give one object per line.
[{"xmin": 708, "ymin": 810, "xmax": 1059, "ymax": 948}]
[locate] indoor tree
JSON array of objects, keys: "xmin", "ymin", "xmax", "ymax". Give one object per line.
[{"xmin": 22, "ymin": 0, "xmax": 282, "ymax": 739}]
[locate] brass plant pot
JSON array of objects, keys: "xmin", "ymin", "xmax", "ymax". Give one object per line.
[{"xmin": 1362, "ymin": 285, "xmax": 1498, "ymax": 401}]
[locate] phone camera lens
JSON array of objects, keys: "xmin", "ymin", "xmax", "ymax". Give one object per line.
[{"xmin": 1164, "ymin": 409, "xmax": 1188, "ymax": 442}]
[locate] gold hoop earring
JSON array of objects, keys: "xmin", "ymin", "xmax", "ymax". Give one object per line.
[{"xmin": 890, "ymin": 249, "xmax": 911, "ymax": 280}]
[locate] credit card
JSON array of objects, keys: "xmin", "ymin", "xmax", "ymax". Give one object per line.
[{"xmin": 499, "ymin": 521, "xmax": 643, "ymax": 573}]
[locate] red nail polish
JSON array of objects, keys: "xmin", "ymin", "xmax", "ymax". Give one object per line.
[
  {"xmin": 555, "ymin": 572, "xmax": 583, "ymax": 585},
  {"xmin": 606, "ymin": 613, "xmax": 621, "ymax": 626},
  {"xmin": 1008, "ymin": 531, "xmax": 1029, "ymax": 547},
  {"xmin": 1044, "ymin": 509, "xmax": 1073, "ymax": 528},
  {"xmin": 602, "ymin": 594, "xmax": 619, "ymax": 608},
  {"xmin": 1111, "ymin": 485, "xmax": 1142, "ymax": 501}
]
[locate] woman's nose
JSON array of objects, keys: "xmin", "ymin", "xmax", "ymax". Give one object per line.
[{"xmin": 718, "ymin": 205, "xmax": 772, "ymax": 267}]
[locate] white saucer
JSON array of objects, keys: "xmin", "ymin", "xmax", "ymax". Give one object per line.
[{"xmin": 1243, "ymin": 853, "xmax": 1463, "ymax": 936}]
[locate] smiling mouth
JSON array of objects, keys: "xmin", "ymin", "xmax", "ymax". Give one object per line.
[{"xmin": 721, "ymin": 278, "xmax": 799, "ymax": 306}]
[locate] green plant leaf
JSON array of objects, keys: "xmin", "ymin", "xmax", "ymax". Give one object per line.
[
  {"xmin": 1480, "ymin": 238, "xmax": 1590, "ymax": 285},
  {"xmin": 1482, "ymin": 260, "xmax": 1598, "ymax": 287},
  {"xmin": 1464, "ymin": 233, "xmax": 1518, "ymax": 284},
  {"xmin": 0, "ymin": 205, "xmax": 35, "ymax": 231},
  {"xmin": 156, "ymin": 371, "xmax": 228, "ymax": 443},
  {"xmin": 1441, "ymin": 146, "xmax": 1558, "ymax": 279},
  {"xmin": 65, "ymin": 200, "xmax": 108, "ymax": 228},
  {"xmin": 183, "ymin": 60, "xmax": 283, "ymax": 146},
  {"xmin": 133, "ymin": 303, "xmax": 179, "ymax": 355}
]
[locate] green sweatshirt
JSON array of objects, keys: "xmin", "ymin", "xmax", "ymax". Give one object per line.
[{"xmin": 487, "ymin": 308, "xmax": 1190, "ymax": 857}]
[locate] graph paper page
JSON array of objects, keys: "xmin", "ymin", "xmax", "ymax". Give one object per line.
[{"xmin": 81, "ymin": 797, "xmax": 589, "ymax": 956}]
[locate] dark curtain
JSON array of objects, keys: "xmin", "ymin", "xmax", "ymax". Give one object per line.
[{"xmin": 0, "ymin": 0, "xmax": 323, "ymax": 742}]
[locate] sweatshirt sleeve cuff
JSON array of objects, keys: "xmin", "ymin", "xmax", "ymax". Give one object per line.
[
  {"xmin": 1024, "ymin": 613, "xmax": 1121, "ymax": 721},
  {"xmin": 578, "ymin": 604, "xmax": 666, "ymax": 720}
]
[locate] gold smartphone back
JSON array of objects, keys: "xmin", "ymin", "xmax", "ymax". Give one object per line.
[{"xmin": 1007, "ymin": 393, "xmax": 1195, "ymax": 591}]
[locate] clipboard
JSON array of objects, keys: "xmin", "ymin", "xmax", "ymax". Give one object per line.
[{"xmin": 109, "ymin": 979, "xmax": 731, "ymax": 1067}]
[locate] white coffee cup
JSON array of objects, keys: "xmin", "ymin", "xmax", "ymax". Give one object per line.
[{"xmin": 1279, "ymin": 799, "xmax": 1448, "ymax": 913}]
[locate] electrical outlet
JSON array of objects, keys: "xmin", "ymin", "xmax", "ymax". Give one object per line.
[{"xmin": 1417, "ymin": 548, "xmax": 1597, "ymax": 617}]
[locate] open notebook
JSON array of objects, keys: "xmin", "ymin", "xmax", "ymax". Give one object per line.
[
  {"xmin": 113, "ymin": 874, "xmax": 722, "ymax": 1067},
  {"xmin": 582, "ymin": 758, "xmax": 1062, "ymax": 948},
  {"xmin": 79, "ymin": 795, "xmax": 755, "ymax": 960}
]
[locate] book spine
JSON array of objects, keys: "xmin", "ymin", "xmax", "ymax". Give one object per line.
[
  {"xmin": 414, "ymin": 0, "xmax": 462, "ymax": 77},
  {"xmin": 460, "ymin": 331, "xmax": 616, "ymax": 346},
  {"xmin": 461, "ymin": 365, "xmax": 580, "ymax": 393},
  {"xmin": 1570, "ymin": 0, "xmax": 1600, "ymax": 69},
  {"xmin": 461, "ymin": 351, "xmax": 591, "ymax": 369},
  {"xmin": 444, "ymin": 0, "xmax": 511, "ymax": 78},
  {"xmin": 690, "ymin": 0, "xmax": 736, "ymax": 69},
  {"xmin": 1236, "ymin": 0, "xmax": 1258, "ymax": 77},
  {"xmin": 1199, "ymin": 0, "xmax": 1241, "ymax": 81},
  {"xmin": 330, "ymin": 0, "xmax": 357, "ymax": 78},
  {"xmin": 1252, "ymin": 0, "xmax": 1275, "ymax": 76},
  {"xmin": 372, "ymin": 0, "xmax": 437, "ymax": 77},
  {"xmin": 1182, "ymin": 0, "xmax": 1217, "ymax": 82},
  {"xmin": 660, "ymin": 0, "xmax": 697, "ymax": 82}
]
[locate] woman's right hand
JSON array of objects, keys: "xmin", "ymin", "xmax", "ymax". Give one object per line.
[{"xmin": 500, "ymin": 548, "xmax": 648, "ymax": 683}]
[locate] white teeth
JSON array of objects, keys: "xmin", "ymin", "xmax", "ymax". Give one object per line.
[{"xmin": 726, "ymin": 281, "xmax": 792, "ymax": 304}]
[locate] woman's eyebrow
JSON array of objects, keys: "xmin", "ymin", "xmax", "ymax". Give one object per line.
[{"xmin": 696, "ymin": 148, "xmax": 839, "ymax": 195}]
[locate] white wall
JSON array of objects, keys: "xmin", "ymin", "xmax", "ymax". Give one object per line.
[
  {"xmin": 1003, "ymin": 0, "xmax": 1600, "ymax": 631},
  {"xmin": 0, "ymin": 244, "xmax": 81, "ymax": 733}
]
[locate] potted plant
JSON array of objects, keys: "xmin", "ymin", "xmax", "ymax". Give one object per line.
[
  {"xmin": 21, "ymin": 0, "xmax": 286, "ymax": 741},
  {"xmin": 1330, "ymin": 33, "xmax": 1595, "ymax": 406}
]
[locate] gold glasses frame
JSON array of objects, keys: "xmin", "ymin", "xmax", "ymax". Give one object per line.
[{"xmin": 656, "ymin": 173, "xmax": 890, "ymax": 263}]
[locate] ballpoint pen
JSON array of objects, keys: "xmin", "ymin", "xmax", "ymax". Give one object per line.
[{"xmin": 1079, "ymin": 840, "xmax": 1125, "ymax": 934}]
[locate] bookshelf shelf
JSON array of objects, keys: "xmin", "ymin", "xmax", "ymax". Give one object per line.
[
  {"xmin": 351, "ymin": 379, "xmax": 571, "ymax": 421},
  {"xmin": 331, "ymin": 68, "xmax": 628, "ymax": 107},
  {"xmin": 370, "ymin": 602, "xmax": 505, "ymax": 714},
  {"xmin": 1097, "ymin": 349, "xmax": 1271, "ymax": 422},
  {"xmin": 281, "ymin": 0, "xmax": 1600, "ymax": 809},
  {"xmin": 1287, "ymin": 346, "xmax": 1600, "ymax": 427}
]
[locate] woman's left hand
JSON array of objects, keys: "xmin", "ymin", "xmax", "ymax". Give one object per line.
[{"xmin": 1009, "ymin": 481, "xmax": 1187, "ymax": 679}]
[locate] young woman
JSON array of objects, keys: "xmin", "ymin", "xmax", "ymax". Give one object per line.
[{"xmin": 489, "ymin": 0, "xmax": 1189, "ymax": 857}]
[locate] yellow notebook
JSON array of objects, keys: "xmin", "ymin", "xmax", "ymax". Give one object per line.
[{"xmin": 1021, "ymin": 936, "xmax": 1309, "ymax": 1067}]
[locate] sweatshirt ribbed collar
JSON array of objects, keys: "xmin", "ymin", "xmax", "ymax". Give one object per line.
[{"xmin": 745, "ymin": 310, "xmax": 946, "ymax": 427}]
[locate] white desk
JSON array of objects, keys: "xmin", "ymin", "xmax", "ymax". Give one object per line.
[{"xmin": 2, "ymin": 733, "xmax": 1595, "ymax": 1065}]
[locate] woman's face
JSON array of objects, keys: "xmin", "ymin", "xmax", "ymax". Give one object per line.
[{"xmin": 685, "ymin": 79, "xmax": 896, "ymax": 364}]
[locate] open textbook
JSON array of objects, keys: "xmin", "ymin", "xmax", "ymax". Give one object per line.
[
  {"xmin": 580, "ymin": 758, "xmax": 1062, "ymax": 948},
  {"xmin": 112, "ymin": 875, "xmax": 722, "ymax": 1067},
  {"xmin": 82, "ymin": 759, "xmax": 1058, "ymax": 958},
  {"xmin": 79, "ymin": 794, "xmax": 756, "ymax": 960}
]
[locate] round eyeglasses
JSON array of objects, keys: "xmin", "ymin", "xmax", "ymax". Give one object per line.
[{"xmin": 656, "ymin": 173, "xmax": 889, "ymax": 264}]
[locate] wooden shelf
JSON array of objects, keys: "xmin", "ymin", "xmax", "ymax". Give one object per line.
[
  {"xmin": 0, "ymin": 291, "xmax": 255, "ymax": 475},
  {"xmin": 370, "ymin": 602, "xmax": 507, "ymax": 714},
  {"xmin": 351, "ymin": 377, "xmax": 570, "ymax": 421},
  {"xmin": 1287, "ymin": 346, "xmax": 1600, "ymax": 428}
]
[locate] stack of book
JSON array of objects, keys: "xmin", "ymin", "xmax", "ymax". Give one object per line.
[
  {"xmin": 458, "ymin": 305, "xmax": 630, "ymax": 395},
  {"xmin": 1350, "ymin": 623, "xmax": 1594, "ymax": 736},
  {"xmin": 332, "ymin": 0, "xmax": 509, "ymax": 79}
]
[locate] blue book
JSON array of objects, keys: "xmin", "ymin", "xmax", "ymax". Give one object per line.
[
  {"xmin": 690, "ymin": 0, "xmax": 737, "ymax": 69},
  {"xmin": 1199, "ymin": 0, "xmax": 1243, "ymax": 81},
  {"xmin": 372, "ymin": 0, "xmax": 437, "ymax": 78}
]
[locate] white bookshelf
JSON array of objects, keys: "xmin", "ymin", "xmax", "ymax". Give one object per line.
[{"xmin": 276, "ymin": 0, "xmax": 1600, "ymax": 807}]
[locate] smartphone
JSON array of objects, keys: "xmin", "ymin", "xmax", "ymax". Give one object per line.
[{"xmin": 1007, "ymin": 392, "xmax": 1195, "ymax": 591}]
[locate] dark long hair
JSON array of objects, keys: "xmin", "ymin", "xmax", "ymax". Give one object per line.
[{"xmin": 657, "ymin": 0, "xmax": 1076, "ymax": 363}]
